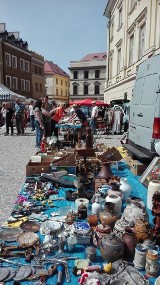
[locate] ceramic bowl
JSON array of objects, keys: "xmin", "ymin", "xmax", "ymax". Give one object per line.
[
  {"xmin": 74, "ymin": 222, "xmax": 90, "ymax": 236},
  {"xmin": 155, "ymin": 276, "xmax": 160, "ymax": 285}
]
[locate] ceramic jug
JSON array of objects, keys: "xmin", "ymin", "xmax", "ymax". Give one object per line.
[
  {"xmin": 92, "ymin": 194, "xmax": 102, "ymax": 215},
  {"xmin": 145, "ymin": 249, "xmax": 159, "ymax": 277},
  {"xmin": 123, "ymin": 227, "xmax": 138, "ymax": 259},
  {"xmin": 119, "ymin": 178, "xmax": 131, "ymax": 201},
  {"xmin": 99, "ymin": 202, "xmax": 118, "ymax": 228},
  {"xmin": 100, "ymin": 232, "xmax": 125, "ymax": 262},
  {"xmin": 106, "ymin": 194, "xmax": 122, "ymax": 215},
  {"xmin": 147, "ymin": 180, "xmax": 160, "ymax": 210},
  {"xmin": 98, "ymin": 162, "xmax": 113, "ymax": 178},
  {"xmin": 108, "ymin": 182, "xmax": 123, "ymax": 199},
  {"xmin": 113, "ymin": 218, "xmax": 130, "ymax": 240},
  {"xmin": 133, "ymin": 244, "xmax": 147, "ymax": 270}
]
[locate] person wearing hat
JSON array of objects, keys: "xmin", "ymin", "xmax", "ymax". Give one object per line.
[{"xmin": 90, "ymin": 101, "xmax": 98, "ymax": 134}]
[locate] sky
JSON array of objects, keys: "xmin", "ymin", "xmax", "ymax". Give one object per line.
[{"xmin": 1, "ymin": 0, "xmax": 108, "ymax": 73}]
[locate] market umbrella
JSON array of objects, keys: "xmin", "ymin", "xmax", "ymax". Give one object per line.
[{"xmin": 69, "ymin": 98, "xmax": 109, "ymax": 107}]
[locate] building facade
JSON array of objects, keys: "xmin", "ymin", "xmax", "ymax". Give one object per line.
[
  {"xmin": 103, "ymin": 0, "xmax": 160, "ymax": 104},
  {"xmin": 69, "ymin": 53, "xmax": 107, "ymax": 101},
  {"xmin": 0, "ymin": 23, "xmax": 45, "ymax": 99},
  {"xmin": 44, "ymin": 60, "xmax": 69, "ymax": 103},
  {"xmin": 31, "ymin": 51, "xmax": 45, "ymax": 99}
]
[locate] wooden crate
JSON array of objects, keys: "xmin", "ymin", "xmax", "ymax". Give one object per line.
[
  {"xmin": 130, "ymin": 160, "xmax": 148, "ymax": 176},
  {"xmin": 26, "ymin": 161, "xmax": 50, "ymax": 176}
]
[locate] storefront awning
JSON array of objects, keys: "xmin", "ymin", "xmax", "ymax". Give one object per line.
[{"xmin": 0, "ymin": 84, "xmax": 26, "ymax": 101}]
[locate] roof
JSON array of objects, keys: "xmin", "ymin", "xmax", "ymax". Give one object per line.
[
  {"xmin": 0, "ymin": 84, "xmax": 26, "ymax": 100},
  {"xmin": 44, "ymin": 60, "xmax": 69, "ymax": 78},
  {"xmin": 80, "ymin": 52, "xmax": 107, "ymax": 61}
]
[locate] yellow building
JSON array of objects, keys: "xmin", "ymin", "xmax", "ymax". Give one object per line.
[
  {"xmin": 44, "ymin": 60, "xmax": 69, "ymax": 103},
  {"xmin": 31, "ymin": 51, "xmax": 45, "ymax": 99}
]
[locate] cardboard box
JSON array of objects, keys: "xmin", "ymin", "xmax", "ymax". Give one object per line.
[
  {"xmin": 50, "ymin": 154, "xmax": 76, "ymax": 175},
  {"xmin": 130, "ymin": 160, "xmax": 148, "ymax": 176},
  {"xmin": 26, "ymin": 161, "xmax": 50, "ymax": 176}
]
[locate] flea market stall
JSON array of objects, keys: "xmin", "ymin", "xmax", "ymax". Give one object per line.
[{"xmin": 0, "ymin": 137, "xmax": 160, "ymax": 285}]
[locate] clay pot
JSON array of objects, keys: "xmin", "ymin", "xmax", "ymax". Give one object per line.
[
  {"xmin": 134, "ymin": 219, "xmax": 151, "ymax": 242},
  {"xmin": 99, "ymin": 202, "xmax": 118, "ymax": 228},
  {"xmin": 122, "ymin": 227, "xmax": 138, "ymax": 259},
  {"xmin": 98, "ymin": 162, "xmax": 113, "ymax": 178},
  {"xmin": 100, "ymin": 232, "xmax": 125, "ymax": 262}
]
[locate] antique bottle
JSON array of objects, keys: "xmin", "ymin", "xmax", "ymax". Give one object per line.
[
  {"xmin": 98, "ymin": 162, "xmax": 113, "ymax": 178},
  {"xmin": 123, "ymin": 227, "xmax": 138, "ymax": 259},
  {"xmin": 86, "ymin": 127, "xmax": 93, "ymax": 149},
  {"xmin": 119, "ymin": 178, "xmax": 131, "ymax": 201},
  {"xmin": 92, "ymin": 193, "xmax": 102, "ymax": 215},
  {"xmin": 99, "ymin": 202, "xmax": 118, "ymax": 228}
]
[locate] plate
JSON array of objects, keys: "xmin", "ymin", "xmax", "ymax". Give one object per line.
[
  {"xmin": 17, "ymin": 231, "xmax": 39, "ymax": 247},
  {"xmin": 0, "ymin": 268, "xmax": 10, "ymax": 281},
  {"xmin": 4, "ymin": 268, "xmax": 16, "ymax": 282},
  {"xmin": 13, "ymin": 266, "xmax": 32, "ymax": 281},
  {"xmin": 0, "ymin": 227, "xmax": 23, "ymax": 242},
  {"xmin": 40, "ymin": 220, "xmax": 62, "ymax": 235},
  {"xmin": 20, "ymin": 221, "xmax": 40, "ymax": 232}
]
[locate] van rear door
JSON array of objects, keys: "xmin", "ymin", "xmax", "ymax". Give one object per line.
[{"xmin": 129, "ymin": 73, "xmax": 158, "ymax": 150}]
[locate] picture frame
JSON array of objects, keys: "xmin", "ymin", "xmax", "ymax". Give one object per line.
[{"xmin": 140, "ymin": 156, "xmax": 160, "ymax": 187}]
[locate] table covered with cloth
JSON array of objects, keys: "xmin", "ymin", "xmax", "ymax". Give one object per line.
[{"xmin": 0, "ymin": 162, "xmax": 157, "ymax": 285}]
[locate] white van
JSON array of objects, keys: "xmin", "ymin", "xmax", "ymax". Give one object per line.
[{"xmin": 124, "ymin": 54, "xmax": 160, "ymax": 161}]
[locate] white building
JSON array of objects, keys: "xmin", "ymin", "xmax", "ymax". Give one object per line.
[
  {"xmin": 69, "ymin": 53, "xmax": 107, "ymax": 101},
  {"xmin": 103, "ymin": 0, "xmax": 160, "ymax": 104}
]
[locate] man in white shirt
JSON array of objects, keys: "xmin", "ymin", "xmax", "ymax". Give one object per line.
[
  {"xmin": 29, "ymin": 100, "xmax": 35, "ymax": 131},
  {"xmin": 90, "ymin": 101, "xmax": 98, "ymax": 134}
]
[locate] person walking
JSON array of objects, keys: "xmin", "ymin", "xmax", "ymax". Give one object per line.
[
  {"xmin": 5, "ymin": 102, "xmax": 15, "ymax": 136},
  {"xmin": 29, "ymin": 100, "xmax": 35, "ymax": 131},
  {"xmin": 14, "ymin": 98, "xmax": 25, "ymax": 135},
  {"xmin": 90, "ymin": 101, "xmax": 98, "ymax": 134}
]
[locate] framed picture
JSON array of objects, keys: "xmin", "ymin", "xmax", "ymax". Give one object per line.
[{"xmin": 140, "ymin": 156, "xmax": 160, "ymax": 187}]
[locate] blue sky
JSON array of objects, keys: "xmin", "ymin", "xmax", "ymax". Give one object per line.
[{"xmin": 1, "ymin": 0, "xmax": 108, "ymax": 73}]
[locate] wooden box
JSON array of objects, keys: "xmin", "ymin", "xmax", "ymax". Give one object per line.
[
  {"xmin": 130, "ymin": 160, "xmax": 148, "ymax": 176},
  {"xmin": 26, "ymin": 161, "xmax": 50, "ymax": 176}
]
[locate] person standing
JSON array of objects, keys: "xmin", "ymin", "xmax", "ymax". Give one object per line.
[
  {"xmin": 14, "ymin": 98, "xmax": 25, "ymax": 135},
  {"xmin": 42, "ymin": 95, "xmax": 52, "ymax": 141},
  {"xmin": 29, "ymin": 100, "xmax": 35, "ymax": 131},
  {"xmin": 90, "ymin": 101, "xmax": 98, "ymax": 134},
  {"xmin": 2, "ymin": 102, "xmax": 6, "ymax": 126},
  {"xmin": 51, "ymin": 103, "xmax": 69, "ymax": 138},
  {"xmin": 5, "ymin": 102, "xmax": 15, "ymax": 136}
]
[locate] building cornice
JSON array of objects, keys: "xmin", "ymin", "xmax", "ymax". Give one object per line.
[
  {"xmin": 3, "ymin": 40, "xmax": 32, "ymax": 56},
  {"xmin": 103, "ymin": 0, "xmax": 117, "ymax": 18},
  {"xmin": 105, "ymin": 74, "xmax": 136, "ymax": 92}
]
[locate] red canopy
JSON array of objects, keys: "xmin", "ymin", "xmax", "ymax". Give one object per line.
[{"xmin": 69, "ymin": 98, "xmax": 109, "ymax": 106}]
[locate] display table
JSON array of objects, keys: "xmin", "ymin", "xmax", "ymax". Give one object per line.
[{"xmin": 0, "ymin": 162, "xmax": 158, "ymax": 285}]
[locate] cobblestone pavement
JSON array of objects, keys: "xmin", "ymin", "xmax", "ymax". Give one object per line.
[{"xmin": 0, "ymin": 126, "xmax": 122, "ymax": 226}]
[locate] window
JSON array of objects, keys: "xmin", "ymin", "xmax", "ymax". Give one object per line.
[
  {"xmin": 25, "ymin": 80, "xmax": 30, "ymax": 92},
  {"xmin": 34, "ymin": 65, "xmax": 37, "ymax": 74},
  {"xmin": 73, "ymin": 85, "xmax": 78, "ymax": 95},
  {"xmin": 118, "ymin": 7, "xmax": 122, "ymax": 28},
  {"xmin": 61, "ymin": 80, "xmax": 63, "ymax": 86},
  {"xmin": 73, "ymin": 71, "xmax": 78, "ymax": 79},
  {"xmin": 39, "ymin": 67, "xmax": 42, "ymax": 75},
  {"xmin": 40, "ymin": 84, "xmax": 43, "ymax": 92},
  {"xmin": 61, "ymin": 90, "xmax": 63, "ymax": 96},
  {"xmin": 5, "ymin": 53, "xmax": 11, "ymax": 66},
  {"xmin": 12, "ymin": 77, "xmax": 18, "ymax": 90},
  {"xmin": 117, "ymin": 48, "xmax": 121, "ymax": 74},
  {"xmin": 12, "ymin": 56, "xmax": 17, "ymax": 68},
  {"xmin": 95, "ymin": 70, "xmax": 100, "ymax": 78},
  {"xmin": 84, "ymin": 71, "xmax": 89, "ymax": 79},
  {"xmin": 6, "ymin": 76, "xmax": 11, "ymax": 88},
  {"xmin": 139, "ymin": 23, "xmax": 146, "ymax": 59},
  {"xmin": 65, "ymin": 81, "xmax": 67, "ymax": 87},
  {"xmin": 35, "ymin": 82, "xmax": 39, "ymax": 92},
  {"xmin": 66, "ymin": 90, "xmax": 67, "ymax": 96},
  {"xmin": 56, "ymin": 89, "xmax": 58, "ymax": 96},
  {"xmin": 110, "ymin": 20, "xmax": 114, "ymax": 39},
  {"xmin": 95, "ymin": 84, "xmax": 100, "ymax": 95},
  {"xmin": 56, "ymin": 78, "xmax": 58, "ymax": 84},
  {"xmin": 25, "ymin": 61, "xmax": 29, "ymax": 72},
  {"xmin": 129, "ymin": 34, "xmax": 134, "ymax": 66},
  {"xmin": 21, "ymin": 79, "xmax": 25, "ymax": 91},
  {"xmin": 20, "ymin": 59, "xmax": 25, "ymax": 70},
  {"xmin": 84, "ymin": 85, "xmax": 88, "ymax": 95}
]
